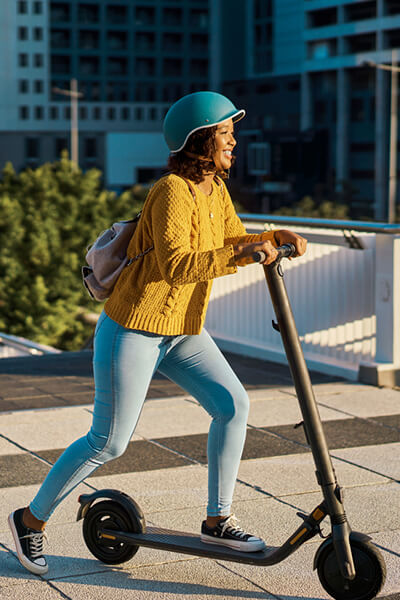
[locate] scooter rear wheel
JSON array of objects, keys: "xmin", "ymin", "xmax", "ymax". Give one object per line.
[
  {"xmin": 83, "ymin": 500, "xmax": 140, "ymax": 564},
  {"xmin": 316, "ymin": 537, "xmax": 386, "ymax": 600}
]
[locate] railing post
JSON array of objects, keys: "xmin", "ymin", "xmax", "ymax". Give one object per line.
[{"xmin": 359, "ymin": 234, "xmax": 400, "ymax": 386}]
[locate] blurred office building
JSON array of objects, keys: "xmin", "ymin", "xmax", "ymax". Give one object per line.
[
  {"xmin": 222, "ymin": 0, "xmax": 400, "ymax": 219},
  {"xmin": 0, "ymin": 0, "xmax": 400, "ymax": 219}
]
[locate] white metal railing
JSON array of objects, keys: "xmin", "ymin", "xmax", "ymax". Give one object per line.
[
  {"xmin": 206, "ymin": 215, "xmax": 400, "ymax": 386},
  {"xmin": 0, "ymin": 333, "xmax": 61, "ymax": 359}
]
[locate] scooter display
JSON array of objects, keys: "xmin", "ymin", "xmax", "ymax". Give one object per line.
[{"xmin": 77, "ymin": 244, "xmax": 386, "ymax": 600}]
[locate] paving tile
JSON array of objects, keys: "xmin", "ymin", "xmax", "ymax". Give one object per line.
[
  {"xmin": 0, "ymin": 453, "xmax": 51, "ymax": 488},
  {"xmin": 332, "ymin": 442, "xmax": 400, "ymax": 481},
  {"xmin": 0, "ymin": 406, "xmax": 93, "ymax": 451},
  {"xmin": 54, "ymin": 557, "xmax": 275, "ymax": 600}
]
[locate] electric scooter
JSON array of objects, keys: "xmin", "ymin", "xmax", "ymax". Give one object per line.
[{"xmin": 77, "ymin": 245, "xmax": 386, "ymax": 600}]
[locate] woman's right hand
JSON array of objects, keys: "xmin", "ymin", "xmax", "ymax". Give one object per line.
[{"xmin": 233, "ymin": 240, "xmax": 278, "ymax": 266}]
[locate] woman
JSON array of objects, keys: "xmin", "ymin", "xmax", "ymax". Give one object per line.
[{"xmin": 9, "ymin": 91, "xmax": 307, "ymax": 575}]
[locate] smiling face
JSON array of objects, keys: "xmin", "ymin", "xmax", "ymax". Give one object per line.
[{"xmin": 213, "ymin": 118, "xmax": 237, "ymax": 171}]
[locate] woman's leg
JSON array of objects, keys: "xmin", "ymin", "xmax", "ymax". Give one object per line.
[
  {"xmin": 158, "ymin": 329, "xmax": 250, "ymax": 518},
  {"xmin": 29, "ymin": 313, "xmax": 166, "ymax": 522}
]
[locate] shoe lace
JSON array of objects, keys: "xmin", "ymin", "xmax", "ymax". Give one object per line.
[
  {"xmin": 22, "ymin": 530, "xmax": 48, "ymax": 559},
  {"xmin": 220, "ymin": 514, "xmax": 247, "ymax": 540}
]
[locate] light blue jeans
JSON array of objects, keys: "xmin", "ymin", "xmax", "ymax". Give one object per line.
[{"xmin": 30, "ymin": 311, "xmax": 249, "ymax": 521}]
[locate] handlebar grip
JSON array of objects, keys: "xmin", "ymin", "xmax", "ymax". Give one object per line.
[
  {"xmin": 252, "ymin": 243, "xmax": 296, "ymax": 263},
  {"xmin": 252, "ymin": 250, "xmax": 267, "ymax": 263}
]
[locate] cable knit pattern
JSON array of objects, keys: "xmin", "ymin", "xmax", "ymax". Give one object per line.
[{"xmin": 105, "ymin": 174, "xmax": 276, "ymax": 335}]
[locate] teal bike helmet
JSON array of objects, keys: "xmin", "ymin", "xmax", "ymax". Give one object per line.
[{"xmin": 163, "ymin": 91, "xmax": 245, "ymax": 153}]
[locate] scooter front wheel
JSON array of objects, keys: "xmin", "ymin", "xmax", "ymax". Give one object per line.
[
  {"xmin": 83, "ymin": 500, "xmax": 140, "ymax": 564},
  {"xmin": 316, "ymin": 537, "xmax": 386, "ymax": 600}
]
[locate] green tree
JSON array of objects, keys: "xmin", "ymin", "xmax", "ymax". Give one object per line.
[
  {"xmin": 0, "ymin": 155, "xmax": 147, "ymax": 350},
  {"xmin": 273, "ymin": 195, "xmax": 349, "ymax": 219}
]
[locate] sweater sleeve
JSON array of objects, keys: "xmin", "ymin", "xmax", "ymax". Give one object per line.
[
  {"xmin": 222, "ymin": 181, "xmax": 277, "ymax": 246},
  {"xmin": 150, "ymin": 176, "xmax": 237, "ymax": 286}
]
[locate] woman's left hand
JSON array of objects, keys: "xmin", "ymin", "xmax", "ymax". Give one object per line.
[{"xmin": 274, "ymin": 229, "xmax": 307, "ymax": 257}]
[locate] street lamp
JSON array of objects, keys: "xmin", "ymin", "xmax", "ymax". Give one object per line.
[
  {"xmin": 52, "ymin": 78, "xmax": 83, "ymax": 166},
  {"xmin": 364, "ymin": 50, "xmax": 400, "ymax": 223}
]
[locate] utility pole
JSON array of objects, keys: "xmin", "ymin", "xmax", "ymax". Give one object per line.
[
  {"xmin": 52, "ymin": 78, "xmax": 83, "ymax": 166},
  {"xmin": 364, "ymin": 52, "xmax": 400, "ymax": 223}
]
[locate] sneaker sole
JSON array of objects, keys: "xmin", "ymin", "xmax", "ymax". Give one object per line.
[
  {"xmin": 200, "ymin": 534, "xmax": 266, "ymax": 553},
  {"xmin": 8, "ymin": 512, "xmax": 48, "ymax": 575}
]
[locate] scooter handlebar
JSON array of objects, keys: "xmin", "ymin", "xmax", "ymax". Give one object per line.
[{"xmin": 252, "ymin": 243, "xmax": 296, "ymax": 264}]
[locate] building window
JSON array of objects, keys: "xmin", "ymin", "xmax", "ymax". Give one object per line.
[
  {"xmin": 107, "ymin": 31, "xmax": 127, "ymax": 50},
  {"xmin": 386, "ymin": 0, "xmax": 400, "ymax": 16},
  {"xmin": 79, "ymin": 57, "xmax": 99, "ymax": 75},
  {"xmin": 135, "ymin": 57, "xmax": 155, "ymax": 76},
  {"xmin": 78, "ymin": 3, "xmax": 99, "ymax": 23},
  {"xmin": 121, "ymin": 107, "xmax": 130, "ymax": 120},
  {"xmin": 149, "ymin": 107, "xmax": 157, "ymax": 120},
  {"xmin": 162, "ymin": 83, "xmax": 182, "ymax": 102},
  {"xmin": 34, "ymin": 106, "xmax": 44, "ymax": 120},
  {"xmin": 351, "ymin": 98, "xmax": 366, "ymax": 122},
  {"xmin": 254, "ymin": 0, "xmax": 272, "ymax": 19},
  {"xmin": 84, "ymin": 137, "xmax": 97, "ymax": 158},
  {"xmin": 19, "ymin": 106, "xmax": 29, "ymax": 119},
  {"xmin": 18, "ymin": 27, "xmax": 28, "ymax": 41},
  {"xmin": 79, "ymin": 30, "xmax": 99, "ymax": 50},
  {"xmin": 34, "ymin": 54, "xmax": 44, "ymax": 67},
  {"xmin": 190, "ymin": 59, "xmax": 208, "ymax": 77},
  {"xmin": 50, "ymin": 3, "xmax": 70, "ymax": 22},
  {"xmin": 107, "ymin": 107, "xmax": 116, "ymax": 120},
  {"xmin": 51, "ymin": 56, "xmax": 70, "ymax": 75},
  {"xmin": 344, "ymin": 1, "xmax": 376, "ymax": 22},
  {"xmin": 33, "ymin": 28, "xmax": 43, "ymax": 41},
  {"xmin": 135, "ymin": 32, "xmax": 155, "ymax": 52},
  {"xmin": 34, "ymin": 80, "xmax": 44, "ymax": 93},
  {"xmin": 26, "ymin": 138, "xmax": 40, "ymax": 159},
  {"xmin": 55, "ymin": 137, "xmax": 68, "ymax": 156},
  {"xmin": 33, "ymin": 2, "xmax": 43, "ymax": 15},
  {"xmin": 135, "ymin": 6, "xmax": 155, "ymax": 26},
  {"xmin": 18, "ymin": 53, "xmax": 28, "ymax": 67},
  {"xmin": 51, "ymin": 29, "xmax": 71, "ymax": 48},
  {"xmin": 163, "ymin": 8, "xmax": 182, "ymax": 26},
  {"xmin": 163, "ymin": 58, "xmax": 182, "ymax": 76},
  {"xmin": 17, "ymin": 1, "xmax": 28, "ymax": 15},
  {"xmin": 190, "ymin": 34, "xmax": 207, "ymax": 53},
  {"xmin": 79, "ymin": 106, "xmax": 88, "ymax": 120},
  {"xmin": 107, "ymin": 57, "xmax": 128, "ymax": 76},
  {"xmin": 134, "ymin": 83, "xmax": 156, "ymax": 101},
  {"xmin": 134, "ymin": 107, "xmax": 143, "ymax": 120},
  {"xmin": 345, "ymin": 33, "xmax": 376, "ymax": 54},
  {"xmin": 19, "ymin": 79, "xmax": 29, "ymax": 93},
  {"xmin": 163, "ymin": 33, "xmax": 182, "ymax": 52},
  {"xmin": 50, "ymin": 106, "xmax": 59, "ymax": 120},
  {"xmin": 106, "ymin": 4, "xmax": 128, "ymax": 24},
  {"xmin": 93, "ymin": 107, "xmax": 101, "ymax": 120},
  {"xmin": 190, "ymin": 9, "xmax": 208, "ymax": 28},
  {"xmin": 308, "ymin": 7, "xmax": 337, "ymax": 28},
  {"xmin": 384, "ymin": 29, "xmax": 400, "ymax": 49}
]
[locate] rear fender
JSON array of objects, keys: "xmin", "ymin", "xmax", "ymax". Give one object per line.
[{"xmin": 77, "ymin": 488, "xmax": 146, "ymax": 533}]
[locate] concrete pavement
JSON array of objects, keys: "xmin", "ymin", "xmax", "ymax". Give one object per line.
[{"xmin": 0, "ymin": 350, "xmax": 399, "ymax": 599}]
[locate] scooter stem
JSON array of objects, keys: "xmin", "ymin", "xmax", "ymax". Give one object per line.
[{"xmin": 263, "ymin": 257, "xmax": 356, "ymax": 580}]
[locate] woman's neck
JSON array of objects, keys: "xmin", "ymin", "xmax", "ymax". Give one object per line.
[{"xmin": 197, "ymin": 172, "xmax": 215, "ymax": 196}]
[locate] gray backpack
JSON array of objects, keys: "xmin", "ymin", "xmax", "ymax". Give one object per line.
[
  {"xmin": 81, "ymin": 176, "xmax": 200, "ymax": 302},
  {"xmin": 82, "ymin": 212, "xmax": 153, "ymax": 301}
]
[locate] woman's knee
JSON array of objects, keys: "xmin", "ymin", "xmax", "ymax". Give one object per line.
[
  {"xmin": 217, "ymin": 387, "xmax": 249, "ymax": 423},
  {"xmin": 86, "ymin": 429, "xmax": 129, "ymax": 463}
]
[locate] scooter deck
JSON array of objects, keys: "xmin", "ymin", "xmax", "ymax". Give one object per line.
[{"xmin": 102, "ymin": 526, "xmax": 277, "ymax": 565}]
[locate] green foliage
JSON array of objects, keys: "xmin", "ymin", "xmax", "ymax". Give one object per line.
[
  {"xmin": 273, "ymin": 195, "xmax": 349, "ymax": 219},
  {"xmin": 0, "ymin": 154, "xmax": 147, "ymax": 350}
]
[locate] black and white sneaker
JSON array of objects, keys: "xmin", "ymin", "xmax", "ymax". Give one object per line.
[
  {"xmin": 201, "ymin": 514, "xmax": 266, "ymax": 553},
  {"xmin": 8, "ymin": 509, "xmax": 48, "ymax": 575}
]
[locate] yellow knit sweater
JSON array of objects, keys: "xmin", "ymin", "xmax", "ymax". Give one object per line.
[{"xmin": 105, "ymin": 174, "xmax": 276, "ymax": 335}]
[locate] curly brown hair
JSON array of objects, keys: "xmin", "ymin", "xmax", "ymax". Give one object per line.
[{"xmin": 167, "ymin": 126, "xmax": 235, "ymax": 183}]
